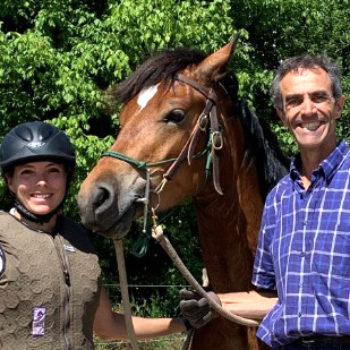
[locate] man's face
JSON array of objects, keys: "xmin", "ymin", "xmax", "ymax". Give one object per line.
[{"xmin": 278, "ymin": 67, "xmax": 345, "ymax": 155}]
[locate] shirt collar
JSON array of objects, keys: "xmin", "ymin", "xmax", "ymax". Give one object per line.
[{"xmin": 290, "ymin": 140, "xmax": 349, "ymax": 182}]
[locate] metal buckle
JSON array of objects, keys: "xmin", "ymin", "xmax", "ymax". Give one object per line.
[
  {"xmin": 198, "ymin": 112, "xmax": 208, "ymax": 131},
  {"xmin": 212, "ymin": 131, "xmax": 223, "ymax": 150}
]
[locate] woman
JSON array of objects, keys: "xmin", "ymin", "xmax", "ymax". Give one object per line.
[{"xmin": 0, "ymin": 121, "xmax": 185, "ymax": 349}]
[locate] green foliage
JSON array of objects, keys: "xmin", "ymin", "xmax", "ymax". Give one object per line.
[
  {"xmin": 230, "ymin": 0, "xmax": 350, "ymax": 155},
  {"xmin": 1, "ymin": 0, "xmax": 350, "ymax": 319},
  {"xmin": 0, "ymin": 0, "xmax": 236, "ymax": 316}
]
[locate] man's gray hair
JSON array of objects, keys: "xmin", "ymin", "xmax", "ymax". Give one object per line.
[{"xmin": 271, "ymin": 54, "xmax": 342, "ymax": 110}]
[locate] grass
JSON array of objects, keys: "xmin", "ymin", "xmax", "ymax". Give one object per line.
[
  {"xmin": 96, "ymin": 285, "xmax": 189, "ymax": 349},
  {"xmin": 94, "ymin": 334, "xmax": 186, "ymax": 349}
]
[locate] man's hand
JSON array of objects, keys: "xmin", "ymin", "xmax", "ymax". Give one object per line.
[{"xmin": 179, "ymin": 289, "xmax": 221, "ymax": 329}]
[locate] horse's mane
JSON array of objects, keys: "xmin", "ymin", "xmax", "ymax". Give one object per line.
[
  {"xmin": 238, "ymin": 100, "xmax": 289, "ymax": 198},
  {"xmin": 111, "ymin": 48, "xmax": 289, "ymax": 198},
  {"xmin": 111, "ymin": 48, "xmax": 206, "ymax": 104}
]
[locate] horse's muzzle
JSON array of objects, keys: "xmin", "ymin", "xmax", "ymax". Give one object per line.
[{"xmin": 77, "ymin": 181, "xmax": 138, "ymax": 239}]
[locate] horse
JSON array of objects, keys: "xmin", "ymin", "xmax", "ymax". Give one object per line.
[{"xmin": 77, "ymin": 40, "xmax": 288, "ymax": 350}]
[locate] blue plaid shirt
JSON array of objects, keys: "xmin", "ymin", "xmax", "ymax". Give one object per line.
[{"xmin": 252, "ymin": 140, "xmax": 350, "ymax": 348}]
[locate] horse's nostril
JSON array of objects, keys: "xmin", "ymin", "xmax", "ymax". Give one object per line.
[{"xmin": 93, "ymin": 187, "xmax": 110, "ymax": 210}]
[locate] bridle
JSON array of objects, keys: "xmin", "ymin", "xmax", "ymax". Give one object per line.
[
  {"xmin": 102, "ymin": 74, "xmax": 225, "ymax": 248},
  {"xmin": 102, "ymin": 72, "xmax": 226, "ymax": 202},
  {"xmin": 102, "ymin": 30, "xmax": 241, "ymax": 202}
]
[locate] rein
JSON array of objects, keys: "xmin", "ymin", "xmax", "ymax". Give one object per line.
[{"xmin": 104, "ymin": 73, "xmax": 259, "ymax": 350}]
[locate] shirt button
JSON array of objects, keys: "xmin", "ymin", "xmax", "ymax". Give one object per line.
[
  {"xmin": 300, "ymin": 251, "xmax": 306, "ymax": 257},
  {"xmin": 298, "ymin": 312, "xmax": 302, "ymax": 317},
  {"xmin": 303, "ymin": 221, "xmax": 308, "ymax": 226}
]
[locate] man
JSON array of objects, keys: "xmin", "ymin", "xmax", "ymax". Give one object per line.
[{"xmin": 180, "ymin": 54, "xmax": 350, "ymax": 349}]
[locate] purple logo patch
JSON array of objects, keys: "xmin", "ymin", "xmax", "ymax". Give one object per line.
[{"xmin": 32, "ymin": 306, "xmax": 46, "ymax": 336}]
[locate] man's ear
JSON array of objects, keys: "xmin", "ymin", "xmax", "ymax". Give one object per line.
[
  {"xmin": 276, "ymin": 108, "xmax": 286, "ymax": 125},
  {"xmin": 335, "ymin": 94, "xmax": 345, "ymax": 120}
]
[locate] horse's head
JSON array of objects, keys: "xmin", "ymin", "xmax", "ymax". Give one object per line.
[{"xmin": 78, "ymin": 39, "xmax": 239, "ymax": 239}]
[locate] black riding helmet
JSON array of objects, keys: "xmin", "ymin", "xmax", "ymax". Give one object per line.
[{"xmin": 0, "ymin": 121, "xmax": 76, "ymax": 224}]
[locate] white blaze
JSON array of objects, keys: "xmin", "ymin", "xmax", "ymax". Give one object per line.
[{"xmin": 137, "ymin": 84, "xmax": 158, "ymax": 110}]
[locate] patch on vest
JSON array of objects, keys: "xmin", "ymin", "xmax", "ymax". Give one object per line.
[
  {"xmin": 63, "ymin": 244, "xmax": 76, "ymax": 253},
  {"xmin": 0, "ymin": 244, "xmax": 5, "ymax": 277},
  {"xmin": 32, "ymin": 306, "xmax": 46, "ymax": 336}
]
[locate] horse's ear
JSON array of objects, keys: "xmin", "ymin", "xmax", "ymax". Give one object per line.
[{"xmin": 194, "ymin": 33, "xmax": 240, "ymax": 85}]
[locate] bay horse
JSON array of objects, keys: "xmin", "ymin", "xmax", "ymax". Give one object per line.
[{"xmin": 77, "ymin": 41, "xmax": 288, "ymax": 350}]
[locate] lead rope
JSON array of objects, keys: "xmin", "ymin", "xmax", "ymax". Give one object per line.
[
  {"xmin": 181, "ymin": 328, "xmax": 195, "ymax": 350},
  {"xmin": 150, "ymin": 208, "xmax": 259, "ymax": 327},
  {"xmin": 112, "ymin": 170, "xmax": 150, "ymax": 350},
  {"xmin": 114, "ymin": 239, "xmax": 141, "ymax": 350}
]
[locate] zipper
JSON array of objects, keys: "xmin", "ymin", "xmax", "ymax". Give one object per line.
[{"xmin": 50, "ymin": 233, "xmax": 71, "ymax": 350}]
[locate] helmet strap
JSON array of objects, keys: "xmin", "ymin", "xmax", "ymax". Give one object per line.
[{"xmin": 14, "ymin": 199, "xmax": 63, "ymax": 224}]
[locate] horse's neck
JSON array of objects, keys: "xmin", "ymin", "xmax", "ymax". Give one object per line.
[{"xmin": 194, "ymin": 117, "xmax": 264, "ymax": 292}]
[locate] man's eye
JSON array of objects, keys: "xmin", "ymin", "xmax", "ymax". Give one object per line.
[
  {"xmin": 164, "ymin": 109, "xmax": 186, "ymax": 124},
  {"xmin": 312, "ymin": 94, "xmax": 328, "ymax": 103},
  {"xmin": 286, "ymin": 98, "xmax": 300, "ymax": 107}
]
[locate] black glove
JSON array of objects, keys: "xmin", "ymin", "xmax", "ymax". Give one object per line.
[{"xmin": 179, "ymin": 289, "xmax": 221, "ymax": 329}]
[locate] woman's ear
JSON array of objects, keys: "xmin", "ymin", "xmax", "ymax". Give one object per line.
[{"xmin": 4, "ymin": 174, "xmax": 14, "ymax": 192}]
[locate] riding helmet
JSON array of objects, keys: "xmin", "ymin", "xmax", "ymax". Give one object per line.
[{"xmin": 0, "ymin": 121, "xmax": 75, "ymax": 174}]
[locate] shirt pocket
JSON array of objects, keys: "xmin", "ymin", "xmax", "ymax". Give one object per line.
[{"xmin": 312, "ymin": 227, "xmax": 350, "ymax": 278}]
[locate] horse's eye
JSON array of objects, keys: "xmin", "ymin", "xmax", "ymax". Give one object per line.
[{"xmin": 164, "ymin": 109, "xmax": 186, "ymax": 124}]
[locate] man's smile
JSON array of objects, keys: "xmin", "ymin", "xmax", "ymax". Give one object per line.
[{"xmin": 298, "ymin": 121, "xmax": 322, "ymax": 131}]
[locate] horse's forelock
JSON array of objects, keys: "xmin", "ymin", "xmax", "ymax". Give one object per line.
[{"xmin": 110, "ymin": 48, "xmax": 207, "ymax": 104}]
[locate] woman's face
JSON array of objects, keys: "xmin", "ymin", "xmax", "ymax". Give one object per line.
[{"xmin": 6, "ymin": 161, "xmax": 67, "ymax": 215}]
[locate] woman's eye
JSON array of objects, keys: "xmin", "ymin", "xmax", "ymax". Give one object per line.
[
  {"xmin": 164, "ymin": 109, "xmax": 186, "ymax": 124},
  {"xmin": 48, "ymin": 166, "xmax": 65, "ymax": 175},
  {"xmin": 20, "ymin": 170, "xmax": 33, "ymax": 176}
]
